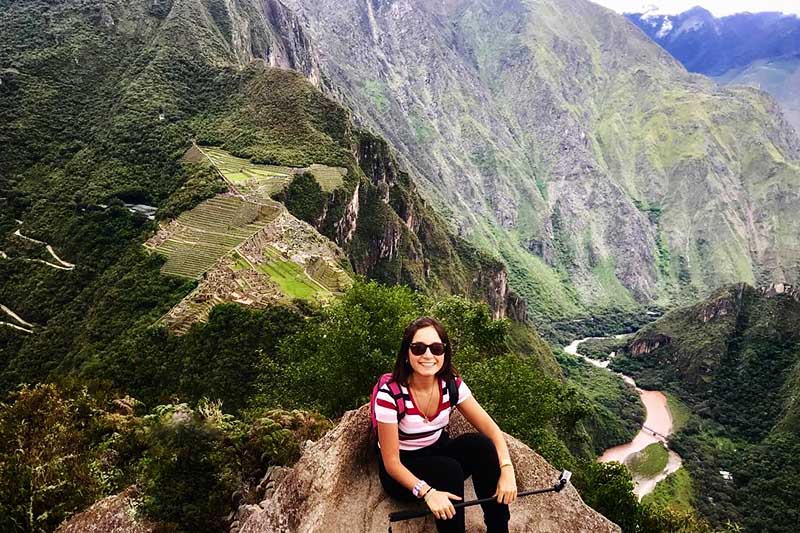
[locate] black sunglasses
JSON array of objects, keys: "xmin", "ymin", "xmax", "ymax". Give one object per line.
[{"xmin": 409, "ymin": 342, "xmax": 446, "ymax": 356}]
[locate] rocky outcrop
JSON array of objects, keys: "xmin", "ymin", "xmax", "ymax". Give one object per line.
[
  {"xmin": 473, "ymin": 267, "xmax": 510, "ymax": 320},
  {"xmin": 335, "ymin": 183, "xmax": 359, "ymax": 245},
  {"xmin": 56, "ymin": 486, "xmax": 161, "ymax": 533},
  {"xmin": 695, "ymin": 297, "xmax": 737, "ymax": 323},
  {"xmin": 629, "ymin": 334, "xmax": 671, "ymax": 357},
  {"xmin": 758, "ymin": 282, "xmax": 800, "ymax": 302},
  {"xmin": 237, "ymin": 405, "xmax": 619, "ymax": 533}
]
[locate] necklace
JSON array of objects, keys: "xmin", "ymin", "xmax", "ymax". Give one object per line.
[{"xmin": 412, "ymin": 381, "xmax": 439, "ymax": 423}]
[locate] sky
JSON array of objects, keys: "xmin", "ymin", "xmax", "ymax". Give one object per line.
[{"xmin": 590, "ymin": 1, "xmax": 800, "ymax": 17}]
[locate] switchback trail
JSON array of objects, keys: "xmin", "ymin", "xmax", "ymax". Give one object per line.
[
  {"xmin": 0, "ymin": 303, "xmax": 34, "ymax": 334},
  {"xmin": 12, "ymin": 228, "xmax": 76, "ymax": 270}
]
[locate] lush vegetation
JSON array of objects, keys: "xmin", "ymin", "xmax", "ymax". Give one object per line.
[
  {"xmin": 556, "ymin": 350, "xmax": 645, "ymax": 454},
  {"xmin": 0, "ymin": 382, "xmax": 330, "ymax": 532},
  {"xmin": 576, "ymin": 461, "xmax": 729, "ymax": 533},
  {"xmin": 611, "ymin": 284, "xmax": 800, "ymax": 531},
  {"xmin": 576, "ymin": 335, "xmax": 630, "ymax": 361},
  {"xmin": 0, "ymin": 2, "xmax": 749, "ymax": 533},
  {"xmin": 643, "ymin": 468, "xmax": 696, "ymax": 514},
  {"xmin": 626, "ymin": 443, "xmax": 669, "ymax": 478},
  {"xmin": 0, "ymin": 279, "xmax": 721, "ymax": 532},
  {"xmin": 542, "ymin": 309, "xmax": 661, "ymax": 346}
]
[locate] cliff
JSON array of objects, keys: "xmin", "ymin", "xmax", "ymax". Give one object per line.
[{"xmin": 280, "ymin": 0, "xmax": 800, "ymax": 316}]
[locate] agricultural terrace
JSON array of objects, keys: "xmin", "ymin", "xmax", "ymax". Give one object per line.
[
  {"xmin": 199, "ymin": 146, "xmax": 347, "ymax": 200},
  {"xmin": 148, "ymin": 196, "xmax": 281, "ymax": 279}
]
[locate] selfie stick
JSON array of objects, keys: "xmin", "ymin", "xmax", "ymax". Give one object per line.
[{"xmin": 387, "ymin": 470, "xmax": 572, "ymax": 531}]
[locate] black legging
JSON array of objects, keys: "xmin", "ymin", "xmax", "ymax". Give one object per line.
[{"xmin": 378, "ymin": 431, "xmax": 511, "ymax": 533}]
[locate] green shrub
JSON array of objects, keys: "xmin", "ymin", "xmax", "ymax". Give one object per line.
[
  {"xmin": 136, "ymin": 401, "xmax": 243, "ymax": 532},
  {"xmin": 255, "ymin": 281, "xmax": 425, "ymax": 416},
  {"xmin": 279, "ymin": 172, "xmax": 325, "ymax": 223},
  {"xmin": 460, "ymin": 354, "xmax": 586, "ymax": 468},
  {"xmin": 135, "ymin": 400, "xmax": 332, "ymax": 532},
  {"xmin": 0, "ymin": 382, "xmax": 139, "ymax": 532}
]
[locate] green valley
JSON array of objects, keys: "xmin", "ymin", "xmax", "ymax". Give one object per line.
[
  {"xmin": 1, "ymin": 0, "xmax": 798, "ymax": 532},
  {"xmin": 610, "ymin": 283, "xmax": 800, "ymax": 531}
]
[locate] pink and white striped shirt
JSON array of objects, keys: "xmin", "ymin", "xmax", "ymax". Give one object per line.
[{"xmin": 374, "ymin": 376, "xmax": 472, "ymax": 451}]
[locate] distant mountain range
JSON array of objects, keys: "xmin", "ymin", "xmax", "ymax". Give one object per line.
[{"xmin": 626, "ymin": 7, "xmax": 800, "ymax": 130}]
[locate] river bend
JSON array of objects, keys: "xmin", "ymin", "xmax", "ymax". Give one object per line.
[{"xmin": 565, "ymin": 337, "xmax": 683, "ymax": 499}]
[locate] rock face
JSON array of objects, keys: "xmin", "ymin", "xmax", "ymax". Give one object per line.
[
  {"xmin": 629, "ymin": 334, "xmax": 671, "ymax": 356},
  {"xmin": 279, "ymin": 0, "xmax": 800, "ymax": 315},
  {"xmin": 238, "ymin": 405, "xmax": 619, "ymax": 533},
  {"xmin": 56, "ymin": 486, "xmax": 160, "ymax": 533}
]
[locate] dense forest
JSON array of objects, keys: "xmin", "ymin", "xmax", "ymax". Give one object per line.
[{"xmin": 612, "ymin": 284, "xmax": 800, "ymax": 532}]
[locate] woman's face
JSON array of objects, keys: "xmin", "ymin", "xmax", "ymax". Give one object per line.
[{"xmin": 408, "ymin": 326, "xmax": 445, "ymax": 379}]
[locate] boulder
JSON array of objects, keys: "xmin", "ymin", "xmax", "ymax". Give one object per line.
[
  {"xmin": 56, "ymin": 486, "xmax": 164, "ymax": 533},
  {"xmin": 239, "ymin": 405, "xmax": 620, "ymax": 532}
]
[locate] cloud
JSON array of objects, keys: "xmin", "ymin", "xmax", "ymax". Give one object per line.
[{"xmin": 590, "ymin": 1, "xmax": 800, "ymax": 17}]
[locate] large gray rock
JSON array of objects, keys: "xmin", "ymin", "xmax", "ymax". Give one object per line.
[
  {"xmin": 239, "ymin": 405, "xmax": 619, "ymax": 533},
  {"xmin": 56, "ymin": 486, "xmax": 162, "ymax": 533}
]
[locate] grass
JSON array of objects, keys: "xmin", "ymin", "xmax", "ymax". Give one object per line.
[
  {"xmin": 626, "ymin": 442, "xmax": 669, "ymax": 478},
  {"xmin": 259, "ymin": 246, "xmax": 330, "ymax": 300},
  {"xmin": 591, "ymin": 257, "xmax": 639, "ymax": 310},
  {"xmin": 471, "ymin": 218, "xmax": 583, "ymax": 319},
  {"xmin": 642, "ymin": 467, "xmax": 695, "ymax": 513},
  {"xmin": 665, "ymin": 392, "xmax": 691, "ymax": 433},
  {"xmin": 200, "ymin": 146, "xmax": 346, "ymax": 202}
]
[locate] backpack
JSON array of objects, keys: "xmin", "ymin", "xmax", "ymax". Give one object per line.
[{"xmin": 370, "ymin": 373, "xmax": 460, "ymax": 437}]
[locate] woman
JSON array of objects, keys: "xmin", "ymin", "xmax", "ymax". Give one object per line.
[{"xmin": 375, "ymin": 316, "xmax": 517, "ymax": 533}]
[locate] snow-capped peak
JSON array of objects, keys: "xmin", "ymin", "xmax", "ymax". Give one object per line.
[{"xmin": 638, "ymin": 4, "xmax": 673, "ymax": 20}]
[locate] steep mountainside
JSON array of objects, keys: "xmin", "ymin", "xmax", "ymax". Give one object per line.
[
  {"xmin": 281, "ymin": 0, "xmax": 800, "ymax": 317},
  {"xmin": 611, "ymin": 283, "xmax": 800, "ymax": 531},
  {"xmin": 0, "ymin": 0, "xmax": 521, "ymax": 390},
  {"xmin": 627, "ymin": 7, "xmax": 800, "ymax": 131}
]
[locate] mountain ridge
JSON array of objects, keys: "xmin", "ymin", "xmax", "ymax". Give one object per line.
[
  {"xmin": 626, "ymin": 7, "xmax": 800, "ymax": 131},
  {"xmin": 280, "ymin": 0, "xmax": 800, "ymax": 318}
]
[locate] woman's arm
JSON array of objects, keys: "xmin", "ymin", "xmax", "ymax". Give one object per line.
[{"xmin": 377, "ymin": 421, "xmax": 425, "ymax": 492}]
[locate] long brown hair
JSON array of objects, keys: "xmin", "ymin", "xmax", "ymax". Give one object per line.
[{"xmin": 391, "ymin": 316, "xmax": 458, "ymax": 386}]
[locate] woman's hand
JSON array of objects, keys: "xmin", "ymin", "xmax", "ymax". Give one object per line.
[
  {"xmin": 494, "ymin": 466, "xmax": 517, "ymax": 505},
  {"xmin": 424, "ymin": 489, "xmax": 462, "ymax": 520}
]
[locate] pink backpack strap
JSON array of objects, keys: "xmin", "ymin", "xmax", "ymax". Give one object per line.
[
  {"xmin": 371, "ymin": 374, "xmax": 406, "ymax": 431},
  {"xmin": 386, "ymin": 381, "xmax": 406, "ymax": 419}
]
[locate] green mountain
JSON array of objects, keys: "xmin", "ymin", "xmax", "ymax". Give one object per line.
[
  {"xmin": 714, "ymin": 56, "xmax": 800, "ymax": 135},
  {"xmin": 1, "ymin": 1, "xmax": 797, "ymax": 531},
  {"xmin": 281, "ymin": 0, "xmax": 800, "ymax": 317},
  {"xmin": 0, "ymin": 0, "xmax": 536, "ymax": 387},
  {"xmin": 612, "ymin": 283, "xmax": 800, "ymax": 531}
]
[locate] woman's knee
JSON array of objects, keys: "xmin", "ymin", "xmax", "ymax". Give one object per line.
[
  {"xmin": 462, "ymin": 432, "xmax": 498, "ymax": 457},
  {"xmin": 424, "ymin": 456, "xmax": 466, "ymax": 494}
]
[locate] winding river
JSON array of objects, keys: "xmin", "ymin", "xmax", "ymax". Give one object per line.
[{"xmin": 565, "ymin": 337, "xmax": 683, "ymax": 499}]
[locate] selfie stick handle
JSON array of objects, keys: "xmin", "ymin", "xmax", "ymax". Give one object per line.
[{"xmin": 388, "ymin": 470, "xmax": 571, "ymax": 524}]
